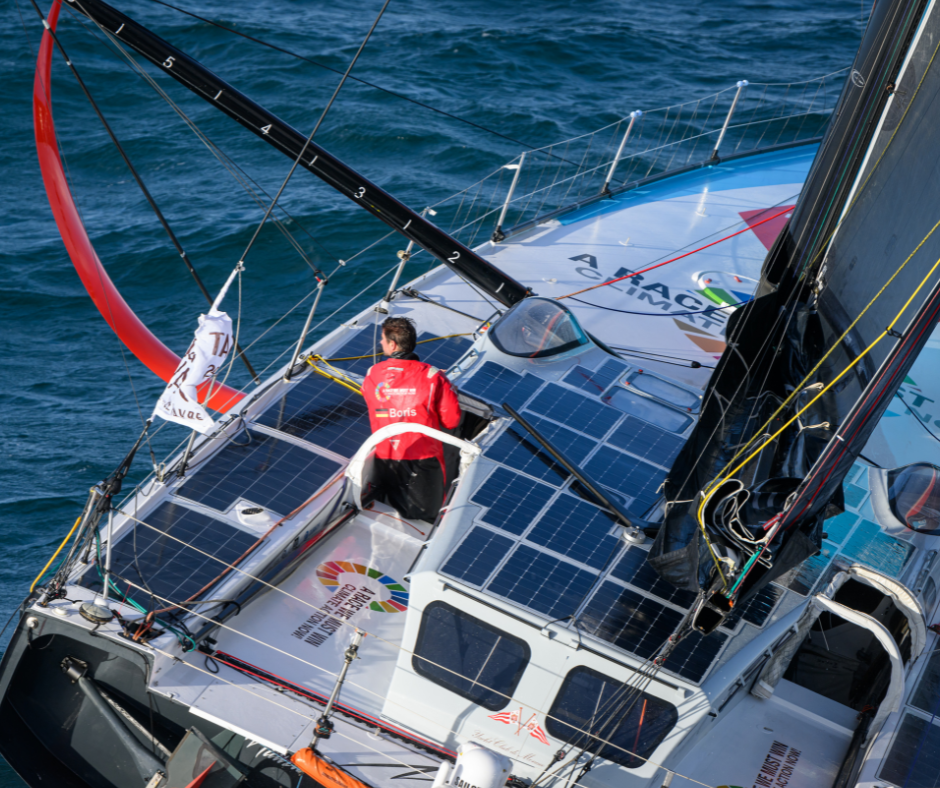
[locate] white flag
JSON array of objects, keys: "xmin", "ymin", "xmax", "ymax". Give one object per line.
[{"xmin": 152, "ymin": 309, "xmax": 233, "ymax": 434}]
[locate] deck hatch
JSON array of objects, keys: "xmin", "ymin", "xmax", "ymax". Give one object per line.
[
  {"xmin": 175, "ymin": 429, "xmax": 342, "ymax": 515},
  {"xmin": 80, "ymin": 501, "xmax": 257, "ymax": 611},
  {"xmin": 255, "ymin": 373, "xmax": 371, "ymax": 457}
]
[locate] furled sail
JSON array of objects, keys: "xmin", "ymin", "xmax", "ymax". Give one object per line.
[
  {"xmin": 67, "ymin": 0, "xmax": 530, "ymax": 309},
  {"xmin": 651, "ymin": 0, "xmax": 940, "ymax": 626}
]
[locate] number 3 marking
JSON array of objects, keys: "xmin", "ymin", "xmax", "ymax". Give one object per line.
[
  {"xmin": 353, "ymin": 187, "xmax": 366, "ymax": 198},
  {"xmin": 163, "ymin": 56, "xmax": 176, "ymax": 68}
]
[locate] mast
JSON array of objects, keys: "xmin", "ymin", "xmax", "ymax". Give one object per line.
[{"xmin": 67, "ymin": 0, "xmax": 531, "ymax": 309}]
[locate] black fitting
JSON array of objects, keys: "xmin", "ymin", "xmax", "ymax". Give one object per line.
[{"xmin": 315, "ymin": 716, "xmax": 334, "ymax": 739}]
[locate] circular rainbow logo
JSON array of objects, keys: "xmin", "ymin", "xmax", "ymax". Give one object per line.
[{"xmin": 315, "ymin": 561, "xmax": 409, "ymax": 613}]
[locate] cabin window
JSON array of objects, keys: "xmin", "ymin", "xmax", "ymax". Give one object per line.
[
  {"xmin": 412, "ymin": 601, "xmax": 529, "ymax": 710},
  {"xmin": 546, "ymin": 666, "xmax": 678, "ymax": 769},
  {"xmin": 489, "ymin": 298, "xmax": 589, "ymax": 358}
]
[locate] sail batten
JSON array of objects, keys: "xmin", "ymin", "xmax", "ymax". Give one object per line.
[{"xmin": 66, "ymin": 0, "xmax": 530, "ymax": 309}]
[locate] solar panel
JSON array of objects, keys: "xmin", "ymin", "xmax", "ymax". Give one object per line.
[
  {"xmin": 527, "ymin": 495, "xmax": 620, "ymax": 570},
  {"xmin": 255, "ymin": 372, "xmax": 371, "ymax": 457},
  {"xmin": 81, "ymin": 501, "xmax": 258, "ymax": 613},
  {"xmin": 441, "ymin": 527, "xmax": 515, "ymax": 586},
  {"xmin": 584, "ymin": 446, "xmax": 667, "ymax": 514},
  {"xmin": 526, "ymin": 383, "xmax": 620, "ymax": 439},
  {"xmin": 488, "ymin": 545, "xmax": 595, "ymax": 619},
  {"xmin": 325, "ymin": 328, "xmax": 384, "ymax": 376},
  {"xmin": 176, "ymin": 429, "xmax": 342, "ymax": 515},
  {"xmin": 579, "ymin": 582, "xmax": 684, "ymax": 661},
  {"xmin": 663, "ymin": 629, "xmax": 727, "ymax": 683},
  {"xmin": 459, "ymin": 361, "xmax": 543, "ymax": 410},
  {"xmin": 470, "ymin": 467, "xmax": 555, "ymax": 535},
  {"xmin": 484, "ymin": 416, "xmax": 595, "ymax": 486},
  {"xmin": 611, "ymin": 547, "xmax": 698, "ymax": 608},
  {"xmin": 723, "ymin": 583, "xmax": 783, "ymax": 629},
  {"xmin": 562, "ymin": 358, "xmax": 630, "ymax": 395},
  {"xmin": 606, "ymin": 416, "xmax": 684, "ymax": 468}
]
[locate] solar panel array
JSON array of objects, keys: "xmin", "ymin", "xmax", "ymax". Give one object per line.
[
  {"xmin": 255, "ymin": 371, "xmax": 371, "ymax": 458},
  {"xmin": 177, "ymin": 429, "xmax": 342, "ymax": 515},
  {"xmin": 563, "ymin": 358, "xmax": 630, "ymax": 394},
  {"xmin": 443, "ymin": 358, "xmax": 786, "ymax": 683},
  {"xmin": 82, "ymin": 502, "xmax": 258, "ymax": 613},
  {"xmin": 458, "ymin": 361, "xmax": 544, "ymax": 410}
]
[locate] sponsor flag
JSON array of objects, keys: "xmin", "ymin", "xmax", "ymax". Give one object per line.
[{"xmin": 152, "ymin": 309, "xmax": 232, "ymax": 434}]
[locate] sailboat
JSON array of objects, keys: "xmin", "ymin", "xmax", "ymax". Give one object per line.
[{"xmin": 3, "ymin": 0, "xmax": 940, "ymax": 787}]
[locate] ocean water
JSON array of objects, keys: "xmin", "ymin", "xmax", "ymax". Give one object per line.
[{"xmin": 0, "ymin": 0, "xmax": 864, "ymax": 783}]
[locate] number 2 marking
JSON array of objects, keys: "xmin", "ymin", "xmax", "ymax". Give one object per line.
[
  {"xmin": 163, "ymin": 55, "xmax": 175, "ymax": 68},
  {"xmin": 353, "ymin": 187, "xmax": 366, "ymax": 198},
  {"xmin": 448, "ymin": 251, "xmax": 461, "ymax": 263}
]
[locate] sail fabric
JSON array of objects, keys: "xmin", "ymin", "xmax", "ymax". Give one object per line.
[
  {"xmin": 652, "ymin": 0, "xmax": 940, "ymax": 599},
  {"xmin": 152, "ymin": 310, "xmax": 233, "ymax": 433}
]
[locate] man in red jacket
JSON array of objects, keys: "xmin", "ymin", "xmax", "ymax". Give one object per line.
[{"xmin": 362, "ymin": 317, "xmax": 461, "ymax": 522}]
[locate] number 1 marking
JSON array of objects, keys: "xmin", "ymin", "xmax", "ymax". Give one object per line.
[
  {"xmin": 213, "ymin": 89, "xmax": 224, "ymax": 101},
  {"xmin": 115, "ymin": 23, "xmax": 124, "ymax": 34}
]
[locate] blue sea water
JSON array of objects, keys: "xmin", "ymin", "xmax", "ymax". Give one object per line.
[{"xmin": 0, "ymin": 0, "xmax": 864, "ymax": 783}]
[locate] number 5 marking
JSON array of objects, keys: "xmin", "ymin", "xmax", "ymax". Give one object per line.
[{"xmin": 163, "ymin": 55, "xmax": 176, "ymax": 68}]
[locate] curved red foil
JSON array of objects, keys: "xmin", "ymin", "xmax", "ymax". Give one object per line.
[{"xmin": 33, "ymin": 1, "xmax": 242, "ymax": 413}]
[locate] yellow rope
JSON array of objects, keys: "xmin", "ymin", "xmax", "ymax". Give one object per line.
[
  {"xmin": 30, "ymin": 515, "xmax": 82, "ymax": 593},
  {"xmin": 699, "ymin": 248, "xmax": 940, "ymax": 534},
  {"xmin": 305, "ymin": 356, "xmax": 362, "ymax": 395},
  {"xmin": 321, "ymin": 333, "xmax": 472, "ymax": 362}
]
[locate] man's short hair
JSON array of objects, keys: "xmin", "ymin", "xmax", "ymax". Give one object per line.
[{"xmin": 382, "ymin": 316, "xmax": 417, "ymax": 354}]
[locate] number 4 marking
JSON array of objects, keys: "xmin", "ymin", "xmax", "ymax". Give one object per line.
[{"xmin": 261, "ymin": 124, "xmax": 273, "ymax": 135}]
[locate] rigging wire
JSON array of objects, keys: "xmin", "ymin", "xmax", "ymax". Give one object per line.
[
  {"xmin": 63, "ymin": 3, "xmax": 337, "ymax": 277},
  {"xmin": 138, "ymin": 0, "xmax": 547, "ymax": 154},
  {"xmin": 35, "ymin": 0, "xmax": 262, "ymax": 382},
  {"xmin": 109, "ymin": 575, "xmax": 710, "ymax": 786},
  {"xmin": 895, "ymin": 392, "xmax": 940, "ymax": 444},
  {"xmin": 237, "ymin": 0, "xmax": 393, "ymax": 268}
]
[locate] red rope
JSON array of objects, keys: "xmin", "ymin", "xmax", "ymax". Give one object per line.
[{"xmin": 558, "ymin": 205, "xmax": 792, "ymax": 300}]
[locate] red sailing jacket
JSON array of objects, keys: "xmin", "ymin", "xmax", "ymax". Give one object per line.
[{"xmin": 362, "ymin": 357, "xmax": 461, "ymax": 468}]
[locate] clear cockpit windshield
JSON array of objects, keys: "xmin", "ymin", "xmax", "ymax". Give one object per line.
[
  {"xmin": 489, "ymin": 298, "xmax": 589, "ymax": 358},
  {"xmin": 888, "ymin": 463, "xmax": 940, "ymax": 534}
]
